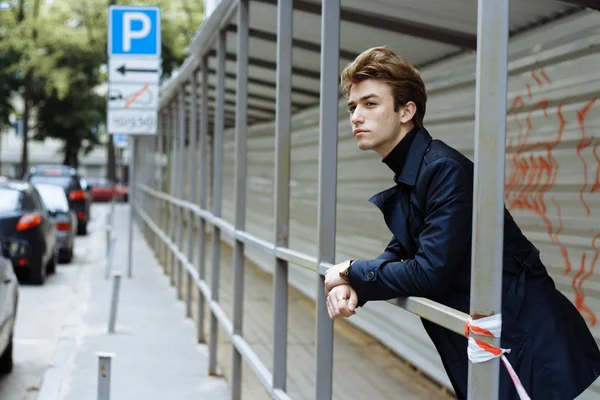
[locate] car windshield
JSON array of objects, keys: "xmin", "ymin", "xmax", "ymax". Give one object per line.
[
  {"xmin": 35, "ymin": 184, "xmax": 69, "ymax": 212},
  {"xmin": 0, "ymin": 188, "xmax": 22, "ymax": 212},
  {"xmin": 30, "ymin": 175, "xmax": 73, "ymax": 190}
]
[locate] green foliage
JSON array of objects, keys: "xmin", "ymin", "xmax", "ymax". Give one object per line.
[{"xmin": 0, "ymin": 0, "xmax": 204, "ymax": 165}]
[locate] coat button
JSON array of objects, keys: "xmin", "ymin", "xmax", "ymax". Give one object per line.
[{"xmin": 367, "ymin": 271, "xmax": 375, "ymax": 280}]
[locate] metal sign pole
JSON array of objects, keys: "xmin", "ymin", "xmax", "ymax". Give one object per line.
[
  {"xmin": 127, "ymin": 136, "xmax": 136, "ymax": 278},
  {"xmin": 107, "ymin": 6, "xmax": 160, "ymax": 279}
]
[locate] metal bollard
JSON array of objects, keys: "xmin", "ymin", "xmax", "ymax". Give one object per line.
[
  {"xmin": 105, "ymin": 225, "xmax": 112, "ymax": 259},
  {"xmin": 104, "ymin": 238, "xmax": 116, "ymax": 280},
  {"xmin": 96, "ymin": 352, "xmax": 115, "ymax": 400},
  {"xmin": 108, "ymin": 272, "xmax": 122, "ymax": 334},
  {"xmin": 106, "ymin": 198, "xmax": 115, "ymax": 258}
]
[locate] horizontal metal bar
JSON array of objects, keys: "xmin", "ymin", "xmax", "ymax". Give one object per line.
[
  {"xmin": 272, "ymin": 389, "xmax": 293, "ymax": 400},
  {"xmin": 235, "ymin": 230, "xmax": 275, "ymax": 256},
  {"xmin": 389, "ymin": 297, "xmax": 469, "ymax": 337},
  {"xmin": 137, "ymin": 185, "xmax": 469, "ymax": 339},
  {"xmin": 318, "ymin": 261, "xmax": 332, "ymax": 276},
  {"xmin": 231, "ymin": 335, "xmax": 274, "ymax": 394},
  {"xmin": 275, "ymin": 247, "xmax": 317, "ymax": 271},
  {"xmin": 210, "ymin": 298, "xmax": 234, "ymax": 335}
]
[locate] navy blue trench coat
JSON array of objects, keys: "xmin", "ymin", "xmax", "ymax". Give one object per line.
[{"xmin": 347, "ymin": 128, "xmax": 600, "ymax": 399}]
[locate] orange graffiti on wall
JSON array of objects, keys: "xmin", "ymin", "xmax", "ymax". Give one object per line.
[{"xmin": 505, "ymin": 69, "xmax": 600, "ymax": 326}]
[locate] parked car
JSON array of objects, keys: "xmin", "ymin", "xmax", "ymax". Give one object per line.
[
  {"xmin": 26, "ymin": 165, "xmax": 91, "ymax": 235},
  {"xmin": 34, "ymin": 184, "xmax": 77, "ymax": 263},
  {"xmin": 87, "ymin": 177, "xmax": 115, "ymax": 202},
  {"xmin": 0, "ymin": 181, "xmax": 58, "ymax": 284},
  {"xmin": 0, "ymin": 230, "xmax": 18, "ymax": 374},
  {"xmin": 87, "ymin": 177, "xmax": 129, "ymax": 202}
]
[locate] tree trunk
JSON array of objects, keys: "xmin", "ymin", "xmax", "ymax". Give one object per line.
[
  {"xmin": 20, "ymin": 96, "xmax": 29, "ymax": 178},
  {"xmin": 107, "ymin": 135, "xmax": 116, "ymax": 182},
  {"xmin": 106, "ymin": 0, "xmax": 117, "ymax": 183}
]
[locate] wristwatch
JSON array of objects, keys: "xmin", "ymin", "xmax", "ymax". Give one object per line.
[{"xmin": 339, "ymin": 259, "xmax": 354, "ymax": 277}]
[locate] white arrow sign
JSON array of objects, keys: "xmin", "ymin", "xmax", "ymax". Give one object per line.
[
  {"xmin": 108, "ymin": 58, "xmax": 160, "ymax": 83},
  {"xmin": 108, "ymin": 83, "xmax": 158, "ymax": 110}
]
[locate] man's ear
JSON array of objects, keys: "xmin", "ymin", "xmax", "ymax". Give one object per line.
[{"xmin": 400, "ymin": 101, "xmax": 417, "ymax": 124}]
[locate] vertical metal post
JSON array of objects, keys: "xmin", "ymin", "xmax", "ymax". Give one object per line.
[
  {"xmin": 96, "ymin": 352, "xmax": 115, "ymax": 400},
  {"xmin": 108, "ymin": 272, "xmax": 122, "ymax": 333},
  {"xmin": 315, "ymin": 0, "xmax": 340, "ymax": 398},
  {"xmin": 104, "ymin": 238, "xmax": 116, "ymax": 280},
  {"xmin": 468, "ymin": 0, "xmax": 509, "ymax": 399},
  {"xmin": 186, "ymin": 70, "xmax": 199, "ymax": 319},
  {"xmin": 197, "ymin": 55, "xmax": 209, "ymax": 344},
  {"xmin": 169, "ymin": 102, "xmax": 178, "ymax": 284},
  {"xmin": 231, "ymin": 1, "xmax": 249, "ymax": 398},
  {"xmin": 208, "ymin": 30, "xmax": 226, "ymax": 375},
  {"xmin": 159, "ymin": 112, "xmax": 166, "ymax": 193},
  {"xmin": 158, "ymin": 113, "xmax": 167, "ymax": 264},
  {"xmin": 176, "ymin": 90, "xmax": 185, "ymax": 300},
  {"xmin": 273, "ymin": 0, "xmax": 292, "ymax": 393},
  {"xmin": 127, "ymin": 135, "xmax": 136, "ymax": 279}
]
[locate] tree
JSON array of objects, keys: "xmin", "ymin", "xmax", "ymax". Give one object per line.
[
  {"xmin": 0, "ymin": 0, "xmax": 204, "ymax": 175},
  {"xmin": 0, "ymin": 0, "xmax": 74, "ymax": 176}
]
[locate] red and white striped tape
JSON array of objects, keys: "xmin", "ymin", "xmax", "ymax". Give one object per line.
[{"xmin": 464, "ymin": 314, "xmax": 531, "ymax": 400}]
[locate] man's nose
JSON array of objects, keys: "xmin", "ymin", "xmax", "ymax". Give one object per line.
[{"xmin": 351, "ymin": 108, "xmax": 364, "ymax": 125}]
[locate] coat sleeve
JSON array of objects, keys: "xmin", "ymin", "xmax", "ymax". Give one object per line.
[
  {"xmin": 348, "ymin": 158, "xmax": 472, "ymax": 302},
  {"xmin": 375, "ymin": 236, "xmax": 406, "ymax": 262}
]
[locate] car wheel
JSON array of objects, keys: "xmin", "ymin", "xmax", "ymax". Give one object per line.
[
  {"xmin": 30, "ymin": 259, "xmax": 46, "ymax": 285},
  {"xmin": 77, "ymin": 222, "xmax": 88, "ymax": 236},
  {"xmin": 0, "ymin": 336, "xmax": 13, "ymax": 374},
  {"xmin": 60, "ymin": 247, "xmax": 74, "ymax": 263},
  {"xmin": 47, "ymin": 248, "xmax": 58, "ymax": 274}
]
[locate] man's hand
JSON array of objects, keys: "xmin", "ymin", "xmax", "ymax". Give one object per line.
[
  {"xmin": 326, "ymin": 284, "xmax": 358, "ymax": 320},
  {"xmin": 324, "ymin": 261, "xmax": 350, "ymax": 295}
]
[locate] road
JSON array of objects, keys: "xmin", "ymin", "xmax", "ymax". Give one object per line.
[{"xmin": 0, "ymin": 204, "xmax": 109, "ymax": 400}]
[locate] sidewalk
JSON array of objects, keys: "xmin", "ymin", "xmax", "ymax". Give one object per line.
[{"xmin": 37, "ymin": 204, "xmax": 230, "ymax": 400}]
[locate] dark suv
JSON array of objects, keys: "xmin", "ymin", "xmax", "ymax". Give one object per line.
[{"xmin": 26, "ymin": 165, "xmax": 91, "ymax": 235}]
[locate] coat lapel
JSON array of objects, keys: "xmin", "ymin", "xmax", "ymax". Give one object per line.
[
  {"xmin": 369, "ymin": 186, "xmax": 417, "ymax": 258},
  {"xmin": 368, "ymin": 128, "xmax": 434, "ymax": 259}
]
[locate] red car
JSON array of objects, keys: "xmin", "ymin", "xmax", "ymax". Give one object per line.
[{"xmin": 87, "ymin": 178, "xmax": 129, "ymax": 202}]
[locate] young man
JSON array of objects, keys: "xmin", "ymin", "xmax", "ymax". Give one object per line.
[{"xmin": 324, "ymin": 46, "xmax": 600, "ymax": 399}]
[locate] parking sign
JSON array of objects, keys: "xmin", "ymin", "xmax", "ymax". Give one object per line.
[
  {"xmin": 107, "ymin": 5, "xmax": 161, "ymax": 135},
  {"xmin": 112, "ymin": 133, "xmax": 128, "ymax": 149},
  {"xmin": 108, "ymin": 6, "xmax": 161, "ymax": 58}
]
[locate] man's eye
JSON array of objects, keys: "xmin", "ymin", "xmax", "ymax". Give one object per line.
[
  {"xmin": 366, "ymin": 102, "xmax": 376, "ymax": 107},
  {"xmin": 348, "ymin": 107, "xmax": 355, "ymax": 113}
]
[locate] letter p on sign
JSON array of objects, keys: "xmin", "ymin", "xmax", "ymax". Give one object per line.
[
  {"xmin": 123, "ymin": 13, "xmax": 151, "ymax": 52},
  {"xmin": 108, "ymin": 6, "xmax": 161, "ymax": 58}
]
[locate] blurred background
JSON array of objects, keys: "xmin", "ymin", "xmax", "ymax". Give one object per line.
[{"xmin": 0, "ymin": 0, "xmax": 204, "ymax": 181}]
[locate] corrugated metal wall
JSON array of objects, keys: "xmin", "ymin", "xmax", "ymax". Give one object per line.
[{"xmin": 212, "ymin": 10, "xmax": 600, "ymax": 397}]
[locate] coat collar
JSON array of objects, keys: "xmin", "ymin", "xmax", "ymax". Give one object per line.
[
  {"xmin": 391, "ymin": 127, "xmax": 432, "ymax": 186},
  {"xmin": 368, "ymin": 128, "xmax": 433, "ymax": 210}
]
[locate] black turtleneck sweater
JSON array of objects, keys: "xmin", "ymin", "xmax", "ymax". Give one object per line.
[{"xmin": 382, "ymin": 127, "xmax": 419, "ymax": 177}]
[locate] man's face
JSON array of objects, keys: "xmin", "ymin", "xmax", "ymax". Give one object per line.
[{"xmin": 348, "ymin": 79, "xmax": 412, "ymax": 158}]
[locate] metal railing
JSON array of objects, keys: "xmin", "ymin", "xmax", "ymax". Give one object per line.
[{"xmin": 128, "ymin": 0, "xmax": 510, "ymax": 398}]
